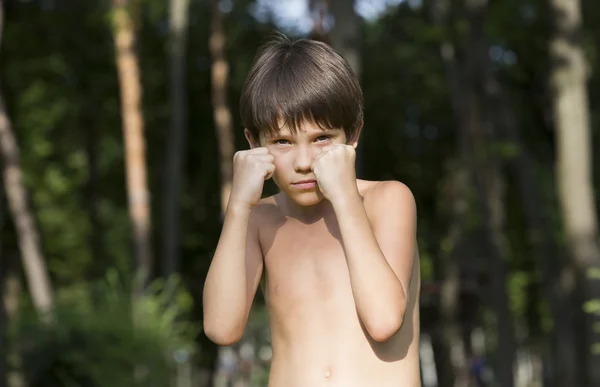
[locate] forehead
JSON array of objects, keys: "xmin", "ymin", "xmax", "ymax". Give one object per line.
[{"xmin": 264, "ymin": 120, "xmax": 341, "ymax": 138}]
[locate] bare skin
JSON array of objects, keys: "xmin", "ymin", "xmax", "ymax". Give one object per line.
[
  {"xmin": 203, "ymin": 122, "xmax": 421, "ymax": 386},
  {"xmin": 256, "ymin": 181, "xmax": 421, "ymax": 387}
]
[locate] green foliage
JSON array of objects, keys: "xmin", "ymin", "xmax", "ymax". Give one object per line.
[
  {"xmin": 588, "ymin": 267, "xmax": 600, "ymax": 280},
  {"xmin": 7, "ymin": 270, "xmax": 199, "ymax": 387},
  {"xmin": 583, "ymin": 299, "xmax": 600, "ymax": 316},
  {"xmin": 3, "ymin": 0, "xmax": 600, "ymax": 383}
]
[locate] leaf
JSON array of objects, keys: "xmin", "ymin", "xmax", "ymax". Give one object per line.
[{"xmin": 583, "ymin": 299, "xmax": 600, "ymax": 315}]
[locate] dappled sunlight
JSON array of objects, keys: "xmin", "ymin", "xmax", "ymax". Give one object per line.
[{"xmin": 1, "ymin": 0, "xmax": 600, "ymax": 386}]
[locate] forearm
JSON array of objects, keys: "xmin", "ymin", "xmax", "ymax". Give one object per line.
[
  {"xmin": 203, "ymin": 204, "xmax": 253, "ymax": 338},
  {"xmin": 332, "ymin": 195, "xmax": 407, "ymax": 341}
]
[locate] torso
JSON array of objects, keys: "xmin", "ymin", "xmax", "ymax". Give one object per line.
[{"xmin": 254, "ymin": 180, "xmax": 421, "ymax": 387}]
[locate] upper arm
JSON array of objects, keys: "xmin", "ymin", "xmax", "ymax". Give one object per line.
[
  {"xmin": 245, "ymin": 208, "xmax": 265, "ymax": 319},
  {"xmin": 367, "ymin": 181, "xmax": 417, "ymax": 296}
]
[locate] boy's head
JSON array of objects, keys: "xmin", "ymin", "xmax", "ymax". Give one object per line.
[
  {"xmin": 240, "ymin": 32, "xmax": 363, "ymax": 146},
  {"xmin": 239, "ymin": 33, "xmax": 364, "ymax": 207}
]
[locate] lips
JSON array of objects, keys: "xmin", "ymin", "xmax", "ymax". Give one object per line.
[{"xmin": 292, "ymin": 179, "xmax": 317, "ymax": 189}]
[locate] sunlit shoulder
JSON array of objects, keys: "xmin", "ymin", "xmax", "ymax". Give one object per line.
[{"xmin": 361, "ymin": 179, "xmax": 417, "ymax": 219}]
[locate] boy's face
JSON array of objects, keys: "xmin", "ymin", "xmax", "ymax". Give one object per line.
[{"xmin": 245, "ymin": 121, "xmax": 358, "ymax": 207}]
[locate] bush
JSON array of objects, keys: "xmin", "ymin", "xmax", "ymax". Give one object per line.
[{"xmin": 7, "ymin": 269, "xmax": 199, "ymax": 387}]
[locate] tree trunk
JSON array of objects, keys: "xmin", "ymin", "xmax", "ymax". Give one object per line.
[
  {"xmin": 309, "ymin": 0, "xmax": 329, "ymax": 42},
  {"xmin": 0, "ymin": 7, "xmax": 5, "ymax": 385},
  {"xmin": 0, "ymin": 20, "xmax": 54, "ymax": 317},
  {"xmin": 83, "ymin": 107, "xmax": 104, "ymax": 279},
  {"xmin": 499, "ymin": 100, "xmax": 578, "ymax": 387},
  {"xmin": 549, "ymin": 0, "xmax": 600, "ymax": 385},
  {"xmin": 480, "ymin": 40, "xmax": 579, "ymax": 387},
  {"xmin": 210, "ymin": 0, "xmax": 235, "ymax": 216},
  {"xmin": 328, "ymin": 0, "xmax": 365, "ymax": 178},
  {"xmin": 427, "ymin": 2, "xmax": 470, "ymax": 384},
  {"xmin": 430, "ymin": 0, "xmax": 517, "ymax": 384},
  {"xmin": 2, "ymin": 253, "xmax": 25, "ymax": 387},
  {"xmin": 163, "ymin": 0, "xmax": 190, "ymax": 279},
  {"xmin": 429, "ymin": 0, "xmax": 516, "ymax": 383},
  {"xmin": 453, "ymin": 0, "xmax": 579, "ymax": 382},
  {"xmin": 438, "ymin": 162, "xmax": 471, "ymax": 387},
  {"xmin": 111, "ymin": 0, "xmax": 152, "ymax": 291},
  {"xmin": 0, "ymin": 155, "xmax": 5, "ymax": 387},
  {"xmin": 328, "ymin": 0, "xmax": 361, "ymax": 80},
  {"xmin": 462, "ymin": 2, "xmax": 516, "ymax": 385},
  {"xmin": 210, "ymin": 2, "xmax": 238, "ymax": 385}
]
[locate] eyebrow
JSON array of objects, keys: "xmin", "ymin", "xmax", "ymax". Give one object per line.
[{"xmin": 264, "ymin": 127, "xmax": 341, "ymax": 139}]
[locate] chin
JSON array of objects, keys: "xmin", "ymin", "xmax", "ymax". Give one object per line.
[{"xmin": 286, "ymin": 191, "xmax": 325, "ymax": 207}]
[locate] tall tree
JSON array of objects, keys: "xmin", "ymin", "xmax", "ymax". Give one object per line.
[
  {"xmin": 549, "ymin": 0, "xmax": 600, "ymax": 384},
  {"xmin": 163, "ymin": 0, "xmax": 190, "ymax": 279},
  {"xmin": 429, "ymin": 0, "xmax": 517, "ymax": 384},
  {"xmin": 0, "ymin": 127, "xmax": 4, "ymax": 387},
  {"xmin": 111, "ymin": 0, "xmax": 152, "ymax": 290},
  {"xmin": 82, "ymin": 94, "xmax": 103, "ymax": 279},
  {"xmin": 210, "ymin": 0, "xmax": 235, "ymax": 216},
  {"xmin": 2, "ymin": 254, "xmax": 25, "ymax": 387},
  {"xmin": 309, "ymin": 0, "xmax": 329, "ymax": 41},
  {"xmin": 327, "ymin": 0, "xmax": 365, "ymax": 177},
  {"xmin": 442, "ymin": 0, "xmax": 580, "ymax": 384},
  {"xmin": 479, "ymin": 26, "xmax": 579, "ymax": 387},
  {"xmin": 0, "ymin": 0, "xmax": 54, "ymax": 318},
  {"xmin": 328, "ymin": 0, "xmax": 361, "ymax": 82},
  {"xmin": 209, "ymin": 1, "xmax": 239, "ymax": 384},
  {"xmin": 461, "ymin": 1, "xmax": 516, "ymax": 385},
  {"xmin": 0, "ymin": 4, "xmax": 6, "ymax": 385},
  {"xmin": 426, "ymin": 2, "xmax": 471, "ymax": 385}
]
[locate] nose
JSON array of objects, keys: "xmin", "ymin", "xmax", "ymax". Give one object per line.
[{"xmin": 293, "ymin": 145, "xmax": 316, "ymax": 172}]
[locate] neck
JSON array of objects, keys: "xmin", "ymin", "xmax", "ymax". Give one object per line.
[{"xmin": 276, "ymin": 193, "xmax": 333, "ymax": 223}]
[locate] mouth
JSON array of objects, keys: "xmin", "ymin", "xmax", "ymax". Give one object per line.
[{"xmin": 292, "ymin": 179, "xmax": 318, "ymax": 189}]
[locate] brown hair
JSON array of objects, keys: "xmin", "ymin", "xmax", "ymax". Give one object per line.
[{"xmin": 240, "ymin": 32, "xmax": 363, "ymax": 142}]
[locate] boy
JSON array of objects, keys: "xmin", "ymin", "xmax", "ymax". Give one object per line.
[{"xmin": 203, "ymin": 33, "xmax": 421, "ymax": 386}]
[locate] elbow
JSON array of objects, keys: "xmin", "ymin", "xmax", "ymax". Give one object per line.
[
  {"xmin": 203, "ymin": 320, "xmax": 244, "ymax": 346},
  {"xmin": 368, "ymin": 316, "xmax": 404, "ymax": 343},
  {"xmin": 367, "ymin": 302, "xmax": 407, "ymax": 343}
]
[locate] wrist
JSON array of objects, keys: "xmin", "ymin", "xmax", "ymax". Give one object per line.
[
  {"xmin": 330, "ymin": 189, "xmax": 362, "ymax": 211},
  {"xmin": 226, "ymin": 200, "xmax": 253, "ymax": 217}
]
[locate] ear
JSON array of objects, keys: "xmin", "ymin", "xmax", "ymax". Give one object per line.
[
  {"xmin": 244, "ymin": 129, "xmax": 260, "ymax": 149},
  {"xmin": 347, "ymin": 120, "xmax": 363, "ymax": 149}
]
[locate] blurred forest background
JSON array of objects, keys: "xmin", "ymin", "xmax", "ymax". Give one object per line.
[{"xmin": 0, "ymin": 0, "xmax": 599, "ymax": 386}]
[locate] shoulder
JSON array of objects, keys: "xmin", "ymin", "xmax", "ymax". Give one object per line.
[
  {"xmin": 360, "ymin": 180, "xmax": 417, "ymax": 220},
  {"xmin": 360, "ymin": 179, "xmax": 415, "ymax": 205},
  {"xmin": 249, "ymin": 194, "xmax": 284, "ymax": 228}
]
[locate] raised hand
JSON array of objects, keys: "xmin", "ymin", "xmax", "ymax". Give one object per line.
[
  {"xmin": 229, "ymin": 147, "xmax": 275, "ymax": 209},
  {"xmin": 311, "ymin": 144, "xmax": 359, "ymax": 205}
]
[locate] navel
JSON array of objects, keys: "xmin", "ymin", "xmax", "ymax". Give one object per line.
[{"xmin": 324, "ymin": 368, "xmax": 331, "ymax": 379}]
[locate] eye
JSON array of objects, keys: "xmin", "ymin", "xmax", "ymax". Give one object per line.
[
  {"xmin": 273, "ymin": 139, "xmax": 290, "ymax": 145},
  {"xmin": 315, "ymin": 135, "xmax": 331, "ymax": 142}
]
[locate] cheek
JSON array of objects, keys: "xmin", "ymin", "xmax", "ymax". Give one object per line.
[{"xmin": 271, "ymin": 155, "xmax": 289, "ymax": 179}]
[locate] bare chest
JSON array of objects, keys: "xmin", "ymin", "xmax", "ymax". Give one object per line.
[{"xmin": 259, "ymin": 219, "xmax": 351, "ymax": 308}]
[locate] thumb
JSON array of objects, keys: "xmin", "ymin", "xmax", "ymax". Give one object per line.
[{"xmin": 264, "ymin": 163, "xmax": 275, "ymax": 180}]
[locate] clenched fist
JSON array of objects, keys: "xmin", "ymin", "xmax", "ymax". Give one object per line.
[
  {"xmin": 229, "ymin": 147, "xmax": 275, "ymax": 209},
  {"xmin": 311, "ymin": 144, "xmax": 359, "ymax": 204}
]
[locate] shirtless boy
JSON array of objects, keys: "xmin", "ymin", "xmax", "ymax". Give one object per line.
[{"xmin": 203, "ymin": 34, "xmax": 421, "ymax": 387}]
